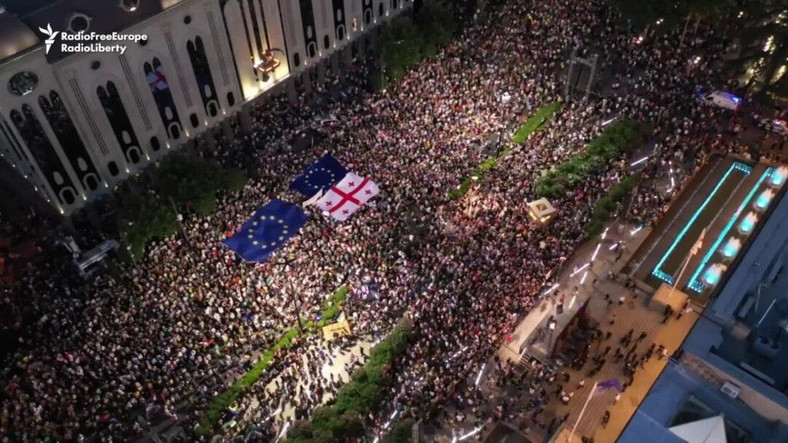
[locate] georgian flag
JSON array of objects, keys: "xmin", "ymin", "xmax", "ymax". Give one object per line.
[
  {"xmin": 315, "ymin": 172, "xmax": 379, "ymax": 221},
  {"xmin": 146, "ymin": 66, "xmax": 169, "ymax": 92}
]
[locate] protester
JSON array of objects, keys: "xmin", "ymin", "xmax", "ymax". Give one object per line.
[{"xmin": 0, "ymin": 0, "xmax": 760, "ymax": 440}]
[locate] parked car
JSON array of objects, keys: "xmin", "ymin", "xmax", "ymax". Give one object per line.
[
  {"xmin": 695, "ymin": 89, "xmax": 742, "ymax": 111},
  {"xmin": 758, "ymin": 118, "xmax": 788, "ymax": 135}
]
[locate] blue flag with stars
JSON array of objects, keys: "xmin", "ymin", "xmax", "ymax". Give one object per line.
[
  {"xmin": 222, "ymin": 199, "xmax": 308, "ymax": 262},
  {"xmin": 290, "ymin": 154, "xmax": 347, "ymax": 197}
]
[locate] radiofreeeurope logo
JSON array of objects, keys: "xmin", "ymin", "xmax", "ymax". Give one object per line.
[
  {"xmin": 38, "ymin": 24, "xmax": 59, "ymax": 55},
  {"xmin": 38, "ymin": 23, "xmax": 146, "ymax": 55}
]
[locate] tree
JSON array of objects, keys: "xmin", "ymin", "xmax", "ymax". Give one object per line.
[
  {"xmin": 415, "ymin": 1, "xmax": 456, "ymax": 57},
  {"xmin": 117, "ymin": 191, "xmax": 178, "ymax": 259},
  {"xmin": 151, "ymin": 150, "xmax": 249, "ymax": 215},
  {"xmin": 381, "ymin": 16, "xmax": 424, "ymax": 80},
  {"xmin": 610, "ymin": 0, "xmax": 788, "ymax": 98}
]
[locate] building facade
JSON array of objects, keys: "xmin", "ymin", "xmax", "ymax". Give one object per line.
[{"xmin": 0, "ymin": 0, "xmax": 411, "ymax": 215}]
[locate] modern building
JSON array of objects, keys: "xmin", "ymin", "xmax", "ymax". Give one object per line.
[
  {"xmin": 619, "ymin": 180, "xmax": 788, "ymax": 443},
  {"xmin": 0, "ymin": 0, "xmax": 411, "ymax": 216}
]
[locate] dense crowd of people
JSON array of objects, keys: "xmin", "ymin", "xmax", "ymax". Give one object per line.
[{"xmin": 0, "ymin": 0, "xmax": 771, "ymax": 441}]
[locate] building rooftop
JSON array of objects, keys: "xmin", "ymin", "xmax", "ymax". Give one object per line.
[{"xmin": 620, "ymin": 363, "xmax": 786, "ymax": 443}]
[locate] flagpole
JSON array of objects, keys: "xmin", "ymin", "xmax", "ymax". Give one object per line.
[
  {"xmin": 667, "ymin": 228, "xmax": 705, "ymax": 301},
  {"xmin": 568, "ymin": 381, "xmax": 597, "ymax": 442}
]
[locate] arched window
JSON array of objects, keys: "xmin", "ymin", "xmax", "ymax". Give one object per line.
[
  {"xmin": 10, "ymin": 105, "xmax": 77, "ymax": 204},
  {"xmin": 186, "ymin": 36, "xmax": 220, "ymax": 118},
  {"xmin": 97, "ymin": 81, "xmax": 142, "ymax": 165},
  {"xmin": 39, "ymin": 91, "xmax": 101, "ymax": 190},
  {"xmin": 144, "ymin": 58, "xmax": 183, "ymax": 140}
]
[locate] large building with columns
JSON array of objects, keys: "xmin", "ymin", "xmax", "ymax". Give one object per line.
[{"xmin": 0, "ymin": 0, "xmax": 411, "ymax": 216}]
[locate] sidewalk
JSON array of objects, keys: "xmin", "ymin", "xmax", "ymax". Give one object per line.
[
  {"xmin": 501, "ymin": 221, "xmax": 649, "ymax": 364},
  {"xmin": 242, "ymin": 340, "xmax": 373, "ymax": 424},
  {"xmin": 444, "ymin": 219, "xmax": 703, "ymax": 443}
]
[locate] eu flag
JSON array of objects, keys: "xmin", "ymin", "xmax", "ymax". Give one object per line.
[
  {"xmin": 290, "ymin": 154, "xmax": 347, "ymax": 197},
  {"xmin": 222, "ymin": 199, "xmax": 308, "ymax": 262}
]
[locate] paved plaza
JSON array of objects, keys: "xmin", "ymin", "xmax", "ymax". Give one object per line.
[{"xmin": 426, "ymin": 215, "xmax": 703, "ymax": 443}]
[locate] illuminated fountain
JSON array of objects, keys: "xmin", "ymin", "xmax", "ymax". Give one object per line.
[
  {"xmin": 770, "ymin": 166, "xmax": 788, "ymax": 187},
  {"xmin": 754, "ymin": 189, "xmax": 775, "ymax": 211},
  {"xmin": 721, "ymin": 238, "xmax": 741, "ymax": 260},
  {"xmin": 738, "ymin": 212, "xmax": 758, "ymax": 235},
  {"xmin": 703, "ymin": 263, "xmax": 728, "ymax": 287}
]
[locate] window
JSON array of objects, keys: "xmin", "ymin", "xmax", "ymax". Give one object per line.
[
  {"xmin": 91, "ymin": 61, "xmax": 101, "ymax": 70},
  {"xmin": 293, "ymin": 53, "xmax": 301, "ymax": 67},
  {"xmin": 97, "ymin": 81, "xmax": 142, "ymax": 165},
  {"xmin": 190, "ymin": 113, "xmax": 199, "ymax": 128},
  {"xmin": 186, "ymin": 37, "xmax": 219, "ymax": 120},
  {"xmin": 62, "ymin": 188, "xmax": 76, "ymax": 204},
  {"xmin": 128, "ymin": 148, "xmax": 140, "ymax": 163},
  {"xmin": 324, "ymin": 35, "xmax": 330, "ymax": 49},
  {"xmin": 7, "ymin": 71, "xmax": 38, "ymax": 96},
  {"xmin": 184, "ymin": 15, "xmax": 192, "ymax": 24},
  {"xmin": 227, "ymin": 92, "xmax": 235, "ymax": 107},
  {"xmin": 336, "ymin": 9, "xmax": 342, "ymax": 21},
  {"xmin": 144, "ymin": 58, "xmax": 183, "ymax": 140},
  {"xmin": 337, "ymin": 26, "xmax": 345, "ymax": 41},
  {"xmin": 39, "ymin": 91, "xmax": 100, "ymax": 187},
  {"xmin": 119, "ymin": 0, "xmax": 140, "ymax": 12},
  {"xmin": 307, "ymin": 43, "xmax": 317, "ymax": 58},
  {"xmin": 107, "ymin": 161, "xmax": 119, "ymax": 176},
  {"xmin": 85, "ymin": 174, "xmax": 98, "ymax": 190},
  {"xmin": 170, "ymin": 125, "xmax": 180, "ymax": 140},
  {"xmin": 150, "ymin": 136, "xmax": 161, "ymax": 151},
  {"xmin": 378, "ymin": 3, "xmax": 384, "ymax": 17},
  {"xmin": 68, "ymin": 13, "xmax": 91, "ymax": 33}
]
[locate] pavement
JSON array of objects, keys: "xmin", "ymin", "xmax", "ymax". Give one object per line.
[
  {"xmin": 242, "ymin": 339, "xmax": 373, "ymax": 425},
  {"xmin": 429, "ymin": 216, "xmax": 703, "ymax": 443}
]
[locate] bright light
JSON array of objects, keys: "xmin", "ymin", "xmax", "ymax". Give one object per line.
[
  {"xmin": 580, "ymin": 271, "xmax": 588, "ymax": 284},
  {"xmin": 591, "ymin": 243, "xmax": 601, "ymax": 261},
  {"xmin": 755, "ymin": 189, "xmax": 774, "ymax": 209},
  {"xmin": 630, "ymin": 156, "xmax": 649, "ymax": 167},
  {"xmin": 630, "ymin": 226, "xmax": 643, "ymax": 236},
  {"xmin": 571, "ymin": 262, "xmax": 590, "ymax": 277},
  {"xmin": 475, "ymin": 364, "xmax": 486, "ymax": 386},
  {"xmin": 601, "ymin": 227, "xmax": 609, "ymax": 239},
  {"xmin": 721, "ymin": 238, "xmax": 741, "ymax": 258},
  {"xmin": 703, "ymin": 264, "xmax": 726, "ymax": 286},
  {"xmin": 739, "ymin": 213, "xmax": 756, "ymax": 233},
  {"xmin": 543, "ymin": 283, "xmax": 560, "ymax": 296},
  {"xmin": 569, "ymin": 294, "xmax": 577, "ymax": 309},
  {"xmin": 771, "ymin": 166, "xmax": 787, "ymax": 187},
  {"xmin": 459, "ymin": 426, "xmax": 484, "ymax": 441},
  {"xmin": 764, "ymin": 35, "xmax": 775, "ymax": 53}
]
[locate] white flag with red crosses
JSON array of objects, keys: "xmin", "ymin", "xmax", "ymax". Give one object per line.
[{"xmin": 315, "ymin": 172, "xmax": 379, "ymax": 221}]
